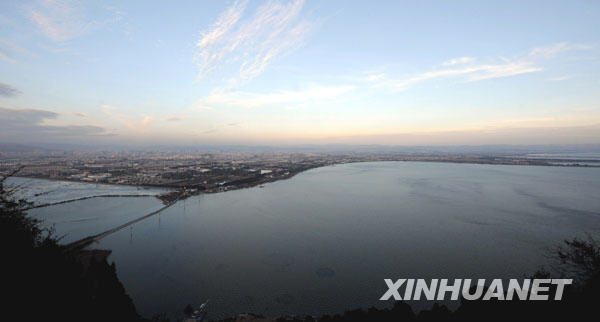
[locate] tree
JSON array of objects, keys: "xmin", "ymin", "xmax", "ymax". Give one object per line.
[{"xmin": 1, "ymin": 168, "xmax": 144, "ymax": 321}]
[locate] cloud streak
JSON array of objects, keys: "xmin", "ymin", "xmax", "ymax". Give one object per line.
[
  {"xmin": 29, "ymin": 0, "xmax": 123, "ymax": 42},
  {"xmin": 369, "ymin": 58, "xmax": 543, "ymax": 91},
  {"xmin": 194, "ymin": 41, "xmax": 585, "ymax": 112},
  {"xmin": 101, "ymin": 105, "xmax": 153, "ymax": 133},
  {"xmin": 529, "ymin": 42, "xmax": 592, "ymax": 58},
  {"xmin": 442, "ymin": 57, "xmax": 475, "ymax": 66},
  {"xmin": 0, "ymin": 82, "xmax": 20, "ymax": 97},
  {"xmin": 199, "ymin": 122, "xmax": 242, "ymax": 135},
  {"xmin": 195, "ymin": 0, "xmax": 316, "ymax": 85},
  {"xmin": 358, "ymin": 42, "xmax": 593, "ymax": 93},
  {"xmin": 0, "ymin": 50, "xmax": 16, "ymax": 63},
  {"xmin": 195, "ymin": 85, "xmax": 355, "ymax": 109},
  {"xmin": 0, "ymin": 107, "xmax": 108, "ymax": 141}
]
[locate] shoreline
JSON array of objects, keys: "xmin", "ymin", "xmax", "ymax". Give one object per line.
[
  {"xmin": 12, "ymin": 158, "xmax": 599, "ymax": 192},
  {"xmin": 13, "ymin": 159, "xmax": 599, "ymax": 210}
]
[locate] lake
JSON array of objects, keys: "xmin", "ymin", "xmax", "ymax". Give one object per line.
[{"xmin": 17, "ymin": 162, "xmax": 600, "ymax": 319}]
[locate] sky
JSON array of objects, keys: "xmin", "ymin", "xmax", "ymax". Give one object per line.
[{"xmin": 1, "ymin": 0, "xmax": 600, "ymax": 147}]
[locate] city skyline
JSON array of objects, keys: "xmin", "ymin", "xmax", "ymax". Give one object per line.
[{"xmin": 1, "ymin": 0, "xmax": 600, "ymax": 146}]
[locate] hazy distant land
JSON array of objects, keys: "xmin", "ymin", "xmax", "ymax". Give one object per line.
[{"xmin": 1, "ymin": 144, "xmax": 599, "ymax": 197}]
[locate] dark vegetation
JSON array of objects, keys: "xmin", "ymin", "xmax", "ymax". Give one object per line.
[
  {"xmin": 2, "ymin": 167, "xmax": 599, "ymax": 321},
  {"xmin": 1, "ymin": 168, "xmax": 143, "ymax": 321}
]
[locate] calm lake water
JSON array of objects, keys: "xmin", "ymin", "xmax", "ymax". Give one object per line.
[
  {"xmin": 16, "ymin": 162, "xmax": 600, "ymax": 319},
  {"xmin": 8, "ymin": 177, "xmax": 167, "ymax": 244}
]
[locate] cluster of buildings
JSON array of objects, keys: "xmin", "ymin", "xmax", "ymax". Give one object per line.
[
  {"xmin": 2, "ymin": 148, "xmax": 588, "ymax": 194},
  {"xmin": 0, "ymin": 151, "xmax": 338, "ymax": 191}
]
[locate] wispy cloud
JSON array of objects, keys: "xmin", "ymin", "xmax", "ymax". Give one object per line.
[
  {"xmin": 0, "ymin": 40, "xmax": 36, "ymax": 63},
  {"xmin": 194, "ymin": 42, "xmax": 572, "ymax": 110},
  {"xmin": 442, "ymin": 57, "xmax": 475, "ymax": 66},
  {"xmin": 101, "ymin": 105, "xmax": 153, "ymax": 133},
  {"xmin": 195, "ymin": 0, "xmax": 317, "ymax": 85},
  {"xmin": 369, "ymin": 59, "xmax": 542, "ymax": 91},
  {"xmin": 0, "ymin": 50, "xmax": 16, "ymax": 63},
  {"xmin": 195, "ymin": 85, "xmax": 355, "ymax": 109},
  {"xmin": 467, "ymin": 61, "xmax": 542, "ymax": 81},
  {"xmin": 360, "ymin": 42, "xmax": 593, "ymax": 92},
  {"xmin": 199, "ymin": 122, "xmax": 242, "ymax": 135},
  {"xmin": 529, "ymin": 42, "xmax": 592, "ymax": 58},
  {"xmin": 0, "ymin": 82, "xmax": 21, "ymax": 97},
  {"xmin": 29, "ymin": 0, "xmax": 123, "ymax": 42},
  {"xmin": 195, "ymin": 0, "xmax": 247, "ymax": 78}
]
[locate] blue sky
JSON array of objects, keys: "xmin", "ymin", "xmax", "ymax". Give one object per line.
[{"xmin": 1, "ymin": 0, "xmax": 599, "ymax": 146}]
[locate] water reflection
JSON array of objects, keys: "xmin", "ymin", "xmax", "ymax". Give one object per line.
[{"xmin": 26, "ymin": 162, "xmax": 600, "ymax": 319}]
